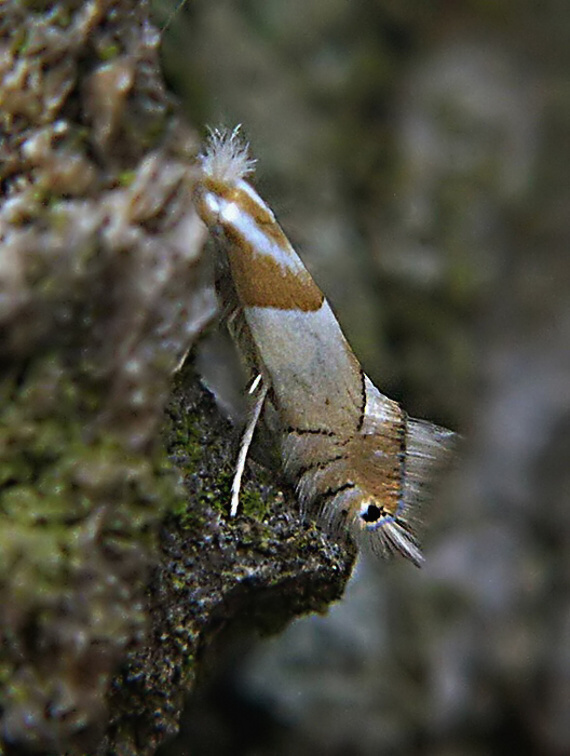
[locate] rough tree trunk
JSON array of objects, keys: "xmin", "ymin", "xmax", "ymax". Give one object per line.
[{"xmin": 0, "ymin": 2, "xmax": 354, "ymax": 753}]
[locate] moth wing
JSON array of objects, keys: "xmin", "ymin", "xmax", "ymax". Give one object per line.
[{"xmin": 348, "ymin": 377, "xmax": 457, "ymax": 566}]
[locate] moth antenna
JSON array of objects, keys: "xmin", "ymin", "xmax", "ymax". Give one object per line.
[{"xmin": 200, "ymin": 125, "xmax": 257, "ymax": 185}]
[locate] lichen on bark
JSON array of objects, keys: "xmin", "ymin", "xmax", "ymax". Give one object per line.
[{"xmin": 0, "ymin": 1, "xmax": 354, "ymax": 753}]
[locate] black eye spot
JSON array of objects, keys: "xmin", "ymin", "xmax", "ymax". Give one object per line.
[{"xmin": 361, "ymin": 503, "xmax": 381, "ymax": 523}]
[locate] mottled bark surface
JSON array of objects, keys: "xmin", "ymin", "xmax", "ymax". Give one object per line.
[{"xmin": 0, "ymin": 2, "xmax": 354, "ymax": 754}]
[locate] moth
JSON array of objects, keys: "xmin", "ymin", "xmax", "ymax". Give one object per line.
[{"xmin": 193, "ymin": 127, "xmax": 455, "ymax": 567}]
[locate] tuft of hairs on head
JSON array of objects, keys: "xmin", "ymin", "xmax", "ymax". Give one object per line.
[{"xmin": 200, "ymin": 126, "xmax": 257, "ymax": 184}]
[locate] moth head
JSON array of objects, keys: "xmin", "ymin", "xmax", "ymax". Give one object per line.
[
  {"xmin": 194, "ymin": 126, "xmax": 263, "ymax": 232},
  {"xmin": 199, "ymin": 126, "xmax": 256, "ymax": 185},
  {"xmin": 193, "ymin": 179, "xmax": 223, "ymax": 228}
]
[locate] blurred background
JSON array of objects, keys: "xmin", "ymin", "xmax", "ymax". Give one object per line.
[{"xmin": 153, "ymin": 1, "xmax": 570, "ymax": 753}]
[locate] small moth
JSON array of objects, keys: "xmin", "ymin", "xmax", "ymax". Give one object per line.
[{"xmin": 194, "ymin": 127, "xmax": 455, "ymax": 567}]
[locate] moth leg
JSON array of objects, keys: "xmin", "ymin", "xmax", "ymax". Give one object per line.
[{"xmin": 230, "ymin": 374, "xmax": 269, "ymax": 517}]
